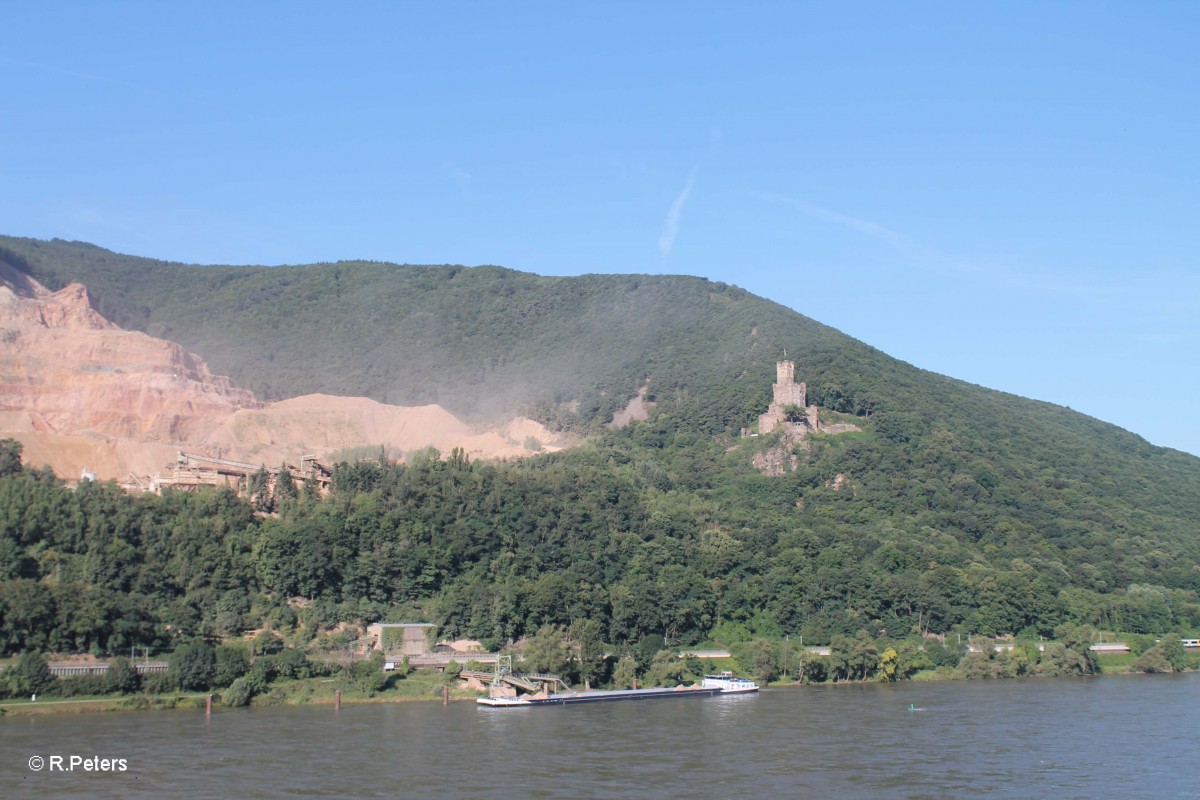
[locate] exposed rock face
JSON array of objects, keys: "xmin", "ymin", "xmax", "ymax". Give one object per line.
[
  {"xmin": 608, "ymin": 383, "xmax": 654, "ymax": 428},
  {"xmin": 750, "ymin": 443, "xmax": 800, "ymax": 477},
  {"xmin": 0, "ymin": 268, "xmax": 568, "ymax": 481},
  {"xmin": 0, "ymin": 273, "xmax": 257, "ymax": 447}
]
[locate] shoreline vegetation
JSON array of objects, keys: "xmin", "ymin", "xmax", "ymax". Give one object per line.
[
  {"xmin": 2, "ymin": 644, "xmax": 1195, "ymax": 717},
  {"xmin": 0, "ymin": 670, "xmax": 480, "ymax": 716},
  {"xmin": 2, "ymin": 667, "xmax": 1194, "ymax": 718}
]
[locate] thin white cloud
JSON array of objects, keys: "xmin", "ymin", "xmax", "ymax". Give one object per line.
[
  {"xmin": 751, "ymin": 190, "xmax": 910, "ymax": 250},
  {"xmin": 659, "ymin": 171, "xmax": 696, "ymax": 256},
  {"xmin": 752, "ymin": 190, "xmax": 1132, "ymax": 300}
]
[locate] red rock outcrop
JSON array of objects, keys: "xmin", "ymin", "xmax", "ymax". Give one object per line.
[{"xmin": 0, "ymin": 271, "xmax": 258, "ymax": 449}]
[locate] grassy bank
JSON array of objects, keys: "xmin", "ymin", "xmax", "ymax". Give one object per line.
[
  {"xmin": 0, "ymin": 694, "xmax": 211, "ymax": 716},
  {"xmin": 240, "ymin": 670, "xmax": 479, "ymax": 707},
  {"xmin": 0, "ymin": 672, "xmax": 481, "ymax": 716}
]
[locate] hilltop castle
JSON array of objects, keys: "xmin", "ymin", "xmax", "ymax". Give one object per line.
[{"xmin": 757, "ymin": 360, "xmax": 818, "ymax": 435}]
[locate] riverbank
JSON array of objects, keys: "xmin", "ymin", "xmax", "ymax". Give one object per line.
[
  {"xmin": 0, "ymin": 673, "xmax": 481, "ymax": 716},
  {"xmin": 5, "ymin": 652, "xmax": 1195, "ymax": 716},
  {"xmin": 761, "ymin": 650, "xmax": 1197, "ymax": 687},
  {"xmin": 0, "ymin": 694, "xmax": 210, "ymax": 715}
]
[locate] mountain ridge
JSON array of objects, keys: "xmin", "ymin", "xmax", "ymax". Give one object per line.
[
  {"xmin": 3, "ymin": 234, "xmax": 1196, "ymax": 540},
  {"xmin": 0, "ymin": 233, "xmax": 1198, "ymax": 654}
]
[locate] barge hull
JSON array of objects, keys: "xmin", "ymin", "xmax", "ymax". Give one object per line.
[{"xmin": 478, "ymin": 686, "xmax": 724, "ymax": 707}]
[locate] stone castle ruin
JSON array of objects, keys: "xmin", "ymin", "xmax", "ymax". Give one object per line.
[
  {"xmin": 757, "ymin": 360, "xmax": 820, "ymax": 435},
  {"xmin": 748, "ymin": 360, "xmax": 862, "ymax": 476}
]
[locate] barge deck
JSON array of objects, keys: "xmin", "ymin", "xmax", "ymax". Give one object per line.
[{"xmin": 477, "ymin": 685, "xmax": 725, "ymax": 707}]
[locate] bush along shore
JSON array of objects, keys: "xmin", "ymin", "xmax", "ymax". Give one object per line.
[
  {"xmin": 2, "ymin": 628, "xmax": 1195, "ymax": 716},
  {"xmin": 0, "ymin": 640, "xmax": 478, "ymax": 716}
]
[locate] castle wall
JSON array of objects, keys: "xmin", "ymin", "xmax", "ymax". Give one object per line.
[{"xmin": 772, "ymin": 381, "xmax": 806, "ymax": 408}]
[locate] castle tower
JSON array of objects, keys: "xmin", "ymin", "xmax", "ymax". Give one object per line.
[
  {"xmin": 759, "ymin": 359, "xmax": 807, "ymax": 434},
  {"xmin": 777, "ymin": 361, "xmax": 794, "ymax": 385},
  {"xmin": 772, "ymin": 360, "xmax": 806, "ymax": 409}
]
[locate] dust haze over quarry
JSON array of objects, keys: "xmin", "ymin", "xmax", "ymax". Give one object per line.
[
  {"xmin": 1, "ymin": 236, "xmax": 844, "ymax": 430},
  {"xmin": 0, "ymin": 260, "xmax": 571, "ymax": 482}
]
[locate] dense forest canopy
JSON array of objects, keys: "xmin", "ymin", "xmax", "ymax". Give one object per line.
[
  {"xmin": 1, "ymin": 235, "xmax": 1198, "ymax": 661},
  {"xmin": 1, "ymin": 423, "xmax": 1197, "ymax": 660}
]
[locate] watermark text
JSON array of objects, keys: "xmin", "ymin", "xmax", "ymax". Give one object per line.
[{"xmin": 28, "ymin": 755, "xmax": 128, "ymax": 772}]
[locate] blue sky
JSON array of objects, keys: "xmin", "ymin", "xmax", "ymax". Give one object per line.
[{"xmin": 3, "ymin": 2, "xmax": 1198, "ymax": 455}]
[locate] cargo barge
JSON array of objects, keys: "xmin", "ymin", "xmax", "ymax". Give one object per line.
[
  {"xmin": 477, "ymin": 684, "xmax": 725, "ymax": 707},
  {"xmin": 477, "ymin": 670, "xmax": 758, "ymax": 707}
]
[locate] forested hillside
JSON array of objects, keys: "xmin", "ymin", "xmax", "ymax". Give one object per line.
[
  {"xmin": 2, "ymin": 426, "xmax": 1197, "ymax": 664},
  {"xmin": 1, "ymin": 235, "xmax": 1198, "ymax": 661}
]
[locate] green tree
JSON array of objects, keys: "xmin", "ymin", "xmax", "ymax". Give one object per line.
[
  {"xmin": 250, "ymin": 466, "xmax": 274, "ymax": 513},
  {"xmin": 569, "ymin": 618, "xmax": 604, "ymax": 689},
  {"xmin": 351, "ymin": 649, "xmax": 388, "ymax": 694},
  {"xmin": 214, "ymin": 644, "xmax": 250, "ymax": 687},
  {"xmin": 1159, "ymin": 637, "xmax": 1189, "ymax": 671},
  {"xmin": 448, "ymin": 447, "xmax": 470, "ymax": 469},
  {"xmin": 849, "ymin": 631, "xmax": 880, "ymax": 681},
  {"xmin": 0, "ymin": 579, "xmax": 56, "ymax": 653},
  {"xmin": 522, "ymin": 624, "xmax": 570, "ymax": 675},
  {"xmin": 12, "ymin": 651, "xmax": 54, "ymax": 695},
  {"xmin": 895, "ymin": 641, "xmax": 933, "ymax": 677},
  {"xmin": 957, "ymin": 649, "xmax": 1003, "ymax": 679},
  {"xmin": 223, "ymin": 677, "xmax": 254, "ymax": 706},
  {"xmin": 275, "ymin": 464, "xmax": 298, "ymax": 506},
  {"xmin": 0, "ymin": 439, "xmax": 22, "ymax": 477},
  {"xmin": 778, "ymin": 637, "xmax": 797, "ymax": 681},
  {"xmin": 1135, "ymin": 637, "xmax": 1188, "ymax": 673},
  {"xmin": 251, "ymin": 630, "xmax": 285, "ymax": 656},
  {"xmin": 1054, "ymin": 624, "xmax": 1101, "ymax": 675},
  {"xmin": 270, "ymin": 648, "xmax": 310, "ymax": 680},
  {"xmin": 634, "ymin": 634, "xmax": 665, "ymax": 673},
  {"xmin": 800, "ymin": 657, "xmax": 827, "ymax": 684},
  {"xmin": 644, "ymin": 649, "xmax": 688, "ymax": 687},
  {"xmin": 169, "ymin": 639, "xmax": 217, "ymax": 691},
  {"xmin": 749, "ymin": 639, "xmax": 779, "ymax": 683},
  {"xmin": 831, "ymin": 631, "xmax": 880, "ymax": 681},
  {"xmin": 107, "ymin": 656, "xmax": 140, "ymax": 694},
  {"xmin": 612, "ymin": 656, "xmax": 638, "ymax": 689},
  {"xmin": 1002, "ymin": 645, "xmax": 1030, "ymax": 678},
  {"xmin": 829, "ymin": 635, "xmax": 852, "ymax": 681}
]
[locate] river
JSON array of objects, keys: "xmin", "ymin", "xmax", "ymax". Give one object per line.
[{"xmin": 3, "ymin": 674, "xmax": 1196, "ymax": 798}]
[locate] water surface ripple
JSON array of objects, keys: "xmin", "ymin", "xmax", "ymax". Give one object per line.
[{"xmin": 3, "ymin": 674, "xmax": 1196, "ymax": 798}]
